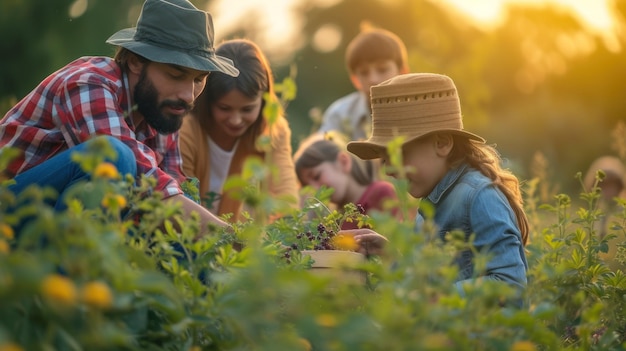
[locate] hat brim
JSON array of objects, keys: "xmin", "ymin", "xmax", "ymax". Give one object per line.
[
  {"xmin": 346, "ymin": 141, "xmax": 387, "ymax": 160},
  {"xmin": 106, "ymin": 28, "xmax": 239, "ymax": 77},
  {"xmin": 347, "ymin": 129, "xmax": 485, "ymax": 160}
]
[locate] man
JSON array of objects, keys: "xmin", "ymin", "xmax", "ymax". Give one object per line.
[{"xmin": 0, "ymin": 0, "xmax": 239, "ymax": 234}]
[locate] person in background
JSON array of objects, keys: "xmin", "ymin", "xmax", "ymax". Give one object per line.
[
  {"xmin": 0, "ymin": 0, "xmax": 238, "ymax": 235},
  {"xmin": 317, "ymin": 24, "xmax": 409, "ymax": 141},
  {"xmin": 344, "ymin": 73, "xmax": 529, "ymax": 296},
  {"xmin": 583, "ymin": 155, "xmax": 626, "ymax": 270},
  {"xmin": 294, "ymin": 132, "xmax": 397, "ymax": 230},
  {"xmin": 583, "ymin": 156, "xmax": 626, "ymax": 212},
  {"xmin": 179, "ymin": 39, "xmax": 299, "ymax": 223}
]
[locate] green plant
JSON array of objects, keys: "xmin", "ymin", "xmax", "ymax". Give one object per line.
[{"xmin": 5, "ymin": 77, "xmax": 626, "ymax": 350}]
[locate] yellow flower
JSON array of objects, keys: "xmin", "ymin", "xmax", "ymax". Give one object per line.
[
  {"xmin": 0, "ymin": 342, "xmax": 25, "ymax": 351},
  {"xmin": 422, "ymin": 332, "xmax": 452, "ymax": 349},
  {"xmin": 189, "ymin": 347, "xmax": 202, "ymax": 351},
  {"xmin": 93, "ymin": 162, "xmax": 120, "ymax": 179},
  {"xmin": 331, "ymin": 234, "xmax": 359, "ymax": 251},
  {"xmin": 41, "ymin": 274, "xmax": 77, "ymax": 305},
  {"xmin": 0, "ymin": 224, "xmax": 14, "ymax": 240},
  {"xmin": 510, "ymin": 341, "xmax": 537, "ymax": 351},
  {"xmin": 315, "ymin": 313, "xmax": 337, "ymax": 327},
  {"xmin": 297, "ymin": 338, "xmax": 312, "ymax": 351},
  {"xmin": 0, "ymin": 240, "xmax": 9, "ymax": 254},
  {"xmin": 101, "ymin": 194, "xmax": 127, "ymax": 209},
  {"xmin": 81, "ymin": 281, "xmax": 113, "ymax": 309}
]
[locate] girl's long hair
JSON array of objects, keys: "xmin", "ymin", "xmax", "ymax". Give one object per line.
[
  {"xmin": 193, "ymin": 39, "xmax": 283, "ymax": 149},
  {"xmin": 448, "ymin": 135, "xmax": 529, "ymax": 245}
]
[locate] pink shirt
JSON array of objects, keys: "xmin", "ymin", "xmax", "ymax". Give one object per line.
[{"xmin": 341, "ymin": 180, "xmax": 397, "ymax": 230}]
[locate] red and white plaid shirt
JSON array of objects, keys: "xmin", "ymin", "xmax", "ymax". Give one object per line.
[{"xmin": 0, "ymin": 56, "xmax": 185, "ymax": 197}]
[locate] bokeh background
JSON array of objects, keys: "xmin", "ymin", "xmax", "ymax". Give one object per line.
[{"xmin": 1, "ymin": 0, "xmax": 625, "ymax": 195}]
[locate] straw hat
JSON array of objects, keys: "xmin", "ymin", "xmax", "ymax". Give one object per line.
[
  {"xmin": 106, "ymin": 0, "xmax": 239, "ymax": 76},
  {"xmin": 347, "ymin": 73, "xmax": 484, "ymax": 160}
]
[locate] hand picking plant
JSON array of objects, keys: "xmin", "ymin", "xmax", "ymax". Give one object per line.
[{"xmin": 285, "ymin": 193, "xmax": 369, "ymax": 251}]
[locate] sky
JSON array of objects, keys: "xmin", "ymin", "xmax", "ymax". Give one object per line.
[
  {"xmin": 440, "ymin": 0, "xmax": 619, "ymax": 50},
  {"xmin": 207, "ymin": 0, "xmax": 342, "ymax": 63},
  {"xmin": 206, "ymin": 0, "xmax": 619, "ymax": 62},
  {"xmin": 440, "ymin": 0, "xmax": 615, "ymax": 31}
]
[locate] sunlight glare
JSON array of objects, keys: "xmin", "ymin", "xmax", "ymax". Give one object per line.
[
  {"xmin": 312, "ymin": 24, "xmax": 343, "ymax": 53},
  {"xmin": 440, "ymin": 0, "xmax": 619, "ymax": 51},
  {"xmin": 439, "ymin": 0, "xmax": 615, "ymax": 34},
  {"xmin": 438, "ymin": 0, "xmax": 506, "ymax": 29},
  {"xmin": 207, "ymin": 0, "xmax": 302, "ymax": 63},
  {"xmin": 207, "ymin": 0, "xmax": 342, "ymax": 64},
  {"xmin": 69, "ymin": 0, "xmax": 88, "ymax": 18},
  {"xmin": 207, "ymin": 0, "xmax": 620, "ymax": 63}
]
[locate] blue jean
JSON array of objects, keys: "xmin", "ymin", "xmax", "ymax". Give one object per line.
[
  {"xmin": 7, "ymin": 136, "xmax": 137, "ymax": 236},
  {"xmin": 8, "ymin": 135, "xmax": 137, "ymax": 209}
]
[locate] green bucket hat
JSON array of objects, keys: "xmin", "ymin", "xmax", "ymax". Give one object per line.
[{"xmin": 106, "ymin": 0, "xmax": 239, "ymax": 76}]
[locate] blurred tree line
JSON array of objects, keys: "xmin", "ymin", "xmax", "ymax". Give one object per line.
[{"xmin": 1, "ymin": 0, "xmax": 625, "ymax": 195}]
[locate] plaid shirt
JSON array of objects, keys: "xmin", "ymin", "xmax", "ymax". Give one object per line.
[{"xmin": 0, "ymin": 56, "xmax": 184, "ymax": 197}]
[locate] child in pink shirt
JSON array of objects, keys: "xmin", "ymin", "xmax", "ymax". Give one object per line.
[{"xmin": 295, "ymin": 133, "xmax": 397, "ymax": 229}]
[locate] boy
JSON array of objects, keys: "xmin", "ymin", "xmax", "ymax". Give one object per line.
[{"xmin": 318, "ymin": 25, "xmax": 409, "ymax": 141}]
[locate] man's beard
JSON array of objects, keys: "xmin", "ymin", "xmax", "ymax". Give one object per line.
[{"xmin": 133, "ymin": 69, "xmax": 192, "ymax": 135}]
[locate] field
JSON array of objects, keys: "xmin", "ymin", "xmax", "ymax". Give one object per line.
[{"xmin": 2, "ymin": 131, "xmax": 626, "ymax": 351}]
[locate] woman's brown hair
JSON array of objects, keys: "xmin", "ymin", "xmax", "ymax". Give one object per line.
[{"xmin": 193, "ymin": 39, "xmax": 283, "ymax": 150}]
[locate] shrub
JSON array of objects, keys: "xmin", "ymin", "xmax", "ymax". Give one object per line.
[{"xmin": 2, "ymin": 80, "xmax": 626, "ymax": 350}]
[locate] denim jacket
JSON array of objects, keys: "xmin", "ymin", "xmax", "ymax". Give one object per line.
[{"xmin": 415, "ymin": 164, "xmax": 528, "ymax": 294}]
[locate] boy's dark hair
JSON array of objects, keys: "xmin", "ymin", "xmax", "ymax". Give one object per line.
[{"xmin": 345, "ymin": 25, "xmax": 408, "ymax": 73}]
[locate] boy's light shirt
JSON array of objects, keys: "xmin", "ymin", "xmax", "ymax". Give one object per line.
[{"xmin": 318, "ymin": 91, "xmax": 370, "ymax": 141}]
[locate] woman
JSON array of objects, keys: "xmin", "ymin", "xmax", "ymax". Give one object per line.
[{"xmin": 179, "ymin": 39, "xmax": 299, "ymax": 222}]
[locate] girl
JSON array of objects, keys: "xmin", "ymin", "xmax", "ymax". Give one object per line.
[
  {"xmin": 345, "ymin": 73, "xmax": 528, "ymax": 294},
  {"xmin": 179, "ymin": 39, "xmax": 299, "ymax": 222},
  {"xmin": 294, "ymin": 133, "xmax": 397, "ymax": 230}
]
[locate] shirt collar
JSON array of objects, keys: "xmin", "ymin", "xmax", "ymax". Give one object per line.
[
  {"xmin": 426, "ymin": 163, "xmax": 469, "ymax": 204},
  {"xmin": 122, "ymin": 71, "xmax": 134, "ymax": 129}
]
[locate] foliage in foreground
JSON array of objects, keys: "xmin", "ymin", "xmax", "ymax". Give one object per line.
[{"xmin": 2, "ymin": 142, "xmax": 626, "ymax": 351}]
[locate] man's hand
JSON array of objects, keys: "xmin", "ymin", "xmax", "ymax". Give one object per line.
[{"xmin": 165, "ymin": 194, "xmax": 231, "ymax": 238}]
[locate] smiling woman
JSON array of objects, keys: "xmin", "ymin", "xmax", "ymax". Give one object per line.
[{"xmin": 178, "ymin": 39, "xmax": 300, "ymax": 222}]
